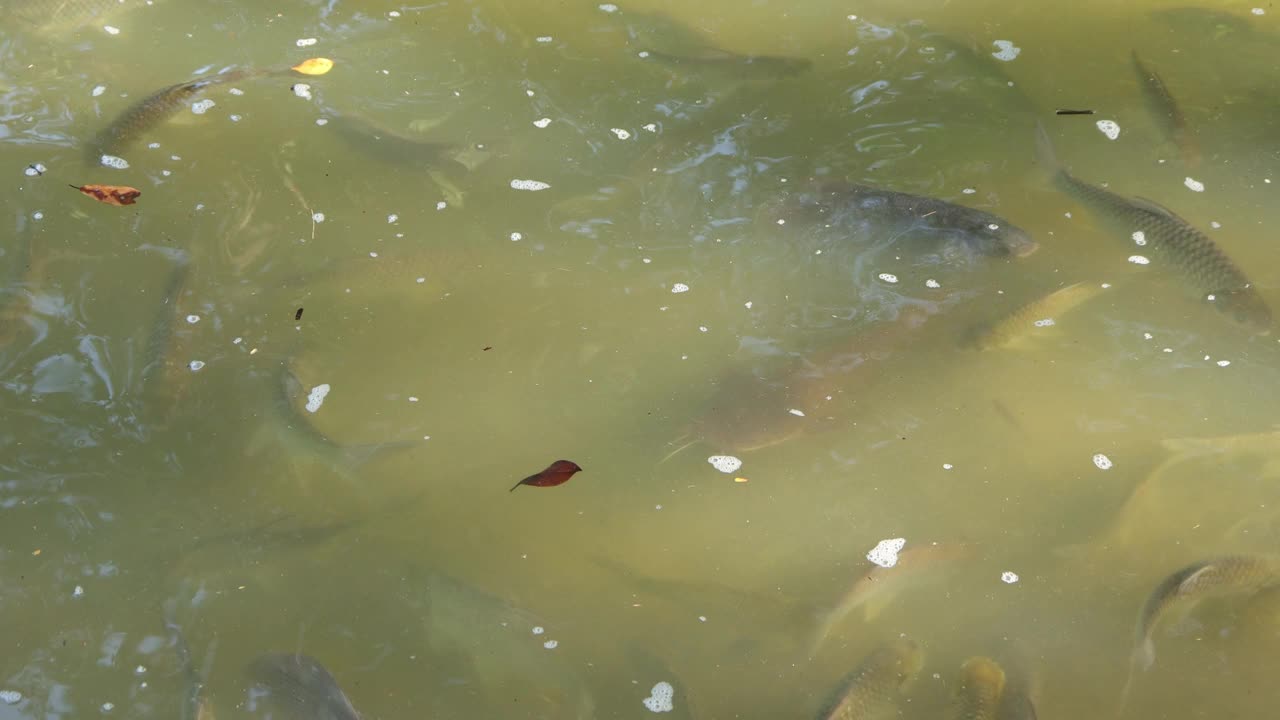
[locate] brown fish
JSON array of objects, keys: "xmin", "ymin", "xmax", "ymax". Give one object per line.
[
  {"xmin": 510, "ymin": 460, "xmax": 583, "ymax": 491},
  {"xmin": 815, "ymin": 638, "xmax": 924, "ymax": 720},
  {"xmin": 1131, "ymin": 51, "xmax": 1201, "ymax": 168}
]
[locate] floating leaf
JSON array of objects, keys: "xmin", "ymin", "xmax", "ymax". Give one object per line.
[
  {"xmin": 70, "ymin": 184, "xmax": 141, "ymax": 206},
  {"xmin": 291, "ymin": 57, "xmax": 334, "ymax": 76}
]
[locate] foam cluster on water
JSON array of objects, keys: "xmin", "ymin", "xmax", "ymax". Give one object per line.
[
  {"xmin": 510, "ymin": 178, "xmax": 551, "ymax": 191},
  {"xmin": 867, "ymin": 538, "xmax": 905, "ymax": 568},
  {"xmin": 643, "ymin": 682, "xmax": 674, "ymax": 713},
  {"xmin": 707, "ymin": 455, "xmax": 742, "ymax": 474},
  {"xmin": 306, "ymin": 384, "xmax": 331, "ymax": 413}
]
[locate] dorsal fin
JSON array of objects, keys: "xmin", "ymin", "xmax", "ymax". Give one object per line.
[{"xmin": 1130, "ymin": 196, "xmax": 1185, "ymax": 221}]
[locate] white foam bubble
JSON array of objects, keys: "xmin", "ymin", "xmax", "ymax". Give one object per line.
[
  {"xmin": 1092, "ymin": 453, "xmax": 1113, "ymax": 470},
  {"xmin": 312, "ymin": 212, "xmax": 325, "ymax": 223},
  {"xmin": 305, "ymin": 383, "xmax": 330, "ymax": 413},
  {"xmin": 536, "ymin": 36, "xmax": 553, "ymax": 43},
  {"xmin": 543, "ymin": 639, "xmax": 558, "ymax": 649},
  {"xmin": 1096, "ymin": 120, "xmax": 1120, "ymax": 140},
  {"xmin": 788, "ymin": 408, "xmax": 805, "ymax": 417},
  {"xmin": 510, "ymin": 232, "xmax": 523, "ymax": 241},
  {"xmin": 510, "ymin": 178, "xmax": 551, "ymax": 191},
  {"xmin": 100, "ymin": 155, "xmax": 130, "ymax": 169},
  {"xmin": 191, "ymin": 99, "xmax": 215, "ymax": 115},
  {"xmin": 73, "ymin": 585, "xmax": 85, "ymax": 597},
  {"xmin": 991, "ymin": 40, "xmax": 1020, "ymax": 61},
  {"xmin": 92, "ymin": 85, "xmax": 106, "ymax": 97},
  {"xmin": 598, "ymin": 3, "xmax": 619, "ymax": 12},
  {"xmin": 867, "ymin": 538, "xmax": 906, "ymax": 568},
  {"xmin": 878, "ymin": 273, "xmax": 899, "ymax": 283},
  {"xmin": 1001, "ymin": 571, "xmax": 1019, "ymax": 584},
  {"xmin": 185, "ymin": 314, "xmax": 200, "ymax": 324},
  {"xmin": 643, "ymin": 682, "xmax": 674, "ymax": 713},
  {"xmin": 671, "ymin": 283, "xmax": 690, "ymax": 293},
  {"xmin": 296, "ymin": 37, "xmax": 318, "ymax": 47},
  {"xmin": 1184, "ymin": 177, "xmax": 1205, "ymax": 192},
  {"xmin": 1131, "ymin": 231, "xmax": 1146, "ymax": 246},
  {"xmin": 707, "ymin": 455, "xmax": 742, "ymax": 473},
  {"xmin": 610, "ymin": 128, "xmax": 631, "ymax": 140},
  {"xmin": 103, "ymin": 25, "xmax": 120, "ymax": 35},
  {"xmin": 962, "ymin": 188, "xmax": 976, "ymax": 194},
  {"xmin": 0, "ymin": 690, "xmax": 22, "ymax": 704},
  {"xmin": 1033, "ymin": 318, "xmax": 1055, "ymax": 327},
  {"xmin": 1253, "ymin": 7, "xmax": 1265, "ymax": 15},
  {"xmin": 643, "ymin": 123, "xmax": 658, "ymax": 132},
  {"xmin": 292, "ymin": 83, "xmax": 312, "ymax": 100},
  {"xmin": 1128, "ymin": 255, "xmax": 1150, "ymax": 265},
  {"xmin": 925, "ymin": 279, "xmax": 941, "ymax": 289},
  {"xmin": 387, "ymin": 213, "xmax": 398, "ymax": 223},
  {"xmin": 24, "ymin": 163, "xmax": 46, "ymax": 177},
  {"xmin": 1217, "ymin": 360, "xmax": 1231, "ymax": 367},
  {"xmin": 532, "ymin": 626, "xmax": 545, "ymax": 635},
  {"xmin": 533, "ymin": 117, "xmax": 552, "ymax": 128},
  {"xmin": 188, "ymin": 360, "xmax": 205, "ymax": 371}
]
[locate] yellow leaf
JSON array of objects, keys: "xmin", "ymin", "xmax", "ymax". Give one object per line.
[{"xmin": 292, "ymin": 57, "xmax": 334, "ymax": 76}]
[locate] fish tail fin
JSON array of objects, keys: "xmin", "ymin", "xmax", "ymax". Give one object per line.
[
  {"xmin": 1033, "ymin": 121, "xmax": 1061, "ymax": 175},
  {"xmin": 805, "ymin": 609, "xmax": 838, "ymax": 660},
  {"xmin": 658, "ymin": 435, "xmax": 699, "ymax": 465},
  {"xmin": 338, "ymin": 439, "xmax": 418, "ymax": 472}
]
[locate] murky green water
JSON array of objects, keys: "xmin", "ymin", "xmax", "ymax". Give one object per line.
[{"xmin": 3, "ymin": 0, "xmax": 1280, "ymax": 718}]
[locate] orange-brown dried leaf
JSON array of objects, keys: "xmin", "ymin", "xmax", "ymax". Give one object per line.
[
  {"xmin": 291, "ymin": 57, "xmax": 334, "ymax": 75},
  {"xmin": 70, "ymin": 184, "xmax": 141, "ymax": 207}
]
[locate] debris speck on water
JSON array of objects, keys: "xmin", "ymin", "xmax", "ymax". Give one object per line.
[
  {"xmin": 103, "ymin": 25, "xmax": 120, "ymax": 35},
  {"xmin": 1092, "ymin": 453, "xmax": 1113, "ymax": 470},
  {"xmin": 788, "ymin": 408, "xmax": 805, "ymax": 417},
  {"xmin": 867, "ymin": 538, "xmax": 906, "ymax": 568},
  {"xmin": 643, "ymin": 682, "xmax": 674, "ymax": 713},
  {"xmin": 305, "ymin": 384, "xmax": 331, "ymax": 413},
  {"xmin": 707, "ymin": 455, "xmax": 742, "ymax": 474},
  {"xmin": 24, "ymin": 163, "xmax": 46, "ymax": 176},
  {"xmin": 73, "ymin": 585, "xmax": 85, "ymax": 597}
]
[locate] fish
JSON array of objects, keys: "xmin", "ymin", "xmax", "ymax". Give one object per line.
[
  {"xmin": 670, "ymin": 304, "xmax": 940, "ymax": 458},
  {"xmin": 808, "ymin": 541, "xmax": 972, "ymax": 657},
  {"xmin": 1131, "ymin": 52, "xmax": 1200, "ymax": 168},
  {"xmin": 87, "ymin": 67, "xmax": 257, "ymax": 162},
  {"xmin": 408, "ymin": 570, "xmax": 596, "ymax": 719},
  {"xmin": 162, "ymin": 604, "xmax": 216, "ymax": 720},
  {"xmin": 245, "ymin": 654, "xmax": 360, "ymax": 720},
  {"xmin": 815, "ymin": 638, "xmax": 924, "ymax": 720},
  {"xmin": 257, "ymin": 363, "xmax": 418, "ymax": 477},
  {"xmin": 642, "ymin": 48, "xmax": 812, "ymax": 81},
  {"xmin": 964, "ymin": 282, "xmax": 1104, "ymax": 350},
  {"xmin": 8, "ymin": 0, "xmax": 160, "ymax": 34},
  {"xmin": 1118, "ymin": 555, "xmax": 1280, "ymax": 713},
  {"xmin": 619, "ymin": 10, "xmax": 811, "ymax": 83},
  {"xmin": 510, "ymin": 459, "xmax": 583, "ymax": 491},
  {"xmin": 139, "ymin": 256, "xmax": 193, "ymax": 415},
  {"xmin": 949, "ymin": 657, "xmax": 1006, "ymax": 720},
  {"xmin": 785, "ymin": 181, "xmax": 1038, "ymax": 260},
  {"xmin": 1130, "ymin": 555, "xmax": 1280, "ymax": 671},
  {"xmin": 1034, "ymin": 123, "xmax": 1271, "ymax": 334}
]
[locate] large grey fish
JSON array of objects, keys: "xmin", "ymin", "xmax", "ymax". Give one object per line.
[
  {"xmin": 1131, "ymin": 51, "xmax": 1200, "ymax": 168},
  {"xmin": 246, "ymin": 653, "xmax": 360, "ymax": 720},
  {"xmin": 815, "ymin": 638, "xmax": 923, "ymax": 720},
  {"xmin": 87, "ymin": 67, "xmax": 257, "ymax": 162},
  {"xmin": 7, "ymin": 0, "xmax": 161, "ymax": 34},
  {"xmin": 949, "ymin": 657, "xmax": 1006, "ymax": 720},
  {"xmin": 1118, "ymin": 555, "xmax": 1280, "ymax": 713},
  {"xmin": 1034, "ymin": 123, "xmax": 1271, "ymax": 333},
  {"xmin": 785, "ymin": 181, "xmax": 1038, "ymax": 260},
  {"xmin": 324, "ymin": 110, "xmax": 468, "ymax": 170}
]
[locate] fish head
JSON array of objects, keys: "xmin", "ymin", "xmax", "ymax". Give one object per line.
[
  {"xmin": 957, "ymin": 213, "xmax": 1038, "ymax": 258},
  {"xmin": 1210, "ymin": 288, "xmax": 1272, "ymax": 335}
]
